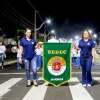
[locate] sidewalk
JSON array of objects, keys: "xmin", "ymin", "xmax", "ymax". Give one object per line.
[{"xmin": 0, "ymin": 59, "xmax": 16, "ymax": 67}]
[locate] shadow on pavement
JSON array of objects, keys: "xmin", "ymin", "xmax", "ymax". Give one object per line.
[{"xmin": 92, "ymin": 79, "xmax": 100, "ymax": 86}]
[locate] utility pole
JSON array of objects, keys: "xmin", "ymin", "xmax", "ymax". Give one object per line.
[
  {"xmin": 34, "ymin": 10, "xmax": 37, "ymax": 41},
  {"xmin": 44, "ymin": 29, "xmax": 47, "ymax": 42}
]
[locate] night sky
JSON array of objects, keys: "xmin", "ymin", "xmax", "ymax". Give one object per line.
[{"xmin": 0, "ymin": 0, "xmax": 100, "ymax": 37}]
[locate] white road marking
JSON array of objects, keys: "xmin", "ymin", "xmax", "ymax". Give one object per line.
[
  {"xmin": 93, "ymin": 77, "xmax": 100, "ymax": 81},
  {"xmin": 0, "ymin": 78, "xmax": 22, "ymax": 97},
  {"xmin": 0, "ymin": 72, "xmax": 100, "ymax": 75},
  {"xmin": 0, "ymin": 72, "xmax": 42, "ymax": 75},
  {"xmin": 69, "ymin": 77, "xmax": 94, "ymax": 100},
  {"xmin": 0, "ymin": 77, "xmax": 99, "ymax": 100},
  {"xmin": 69, "ymin": 77, "xmax": 79, "ymax": 82},
  {"xmin": 22, "ymin": 84, "xmax": 48, "ymax": 100},
  {"xmin": 0, "ymin": 73, "xmax": 26, "ymax": 75},
  {"xmin": 68, "ymin": 77, "xmax": 100, "ymax": 83}
]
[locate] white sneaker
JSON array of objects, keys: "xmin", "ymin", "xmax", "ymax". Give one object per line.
[
  {"xmin": 26, "ymin": 80, "xmax": 31, "ymax": 87},
  {"xmin": 34, "ymin": 80, "xmax": 38, "ymax": 86},
  {"xmin": 87, "ymin": 84, "xmax": 92, "ymax": 87},
  {"xmin": 82, "ymin": 84, "xmax": 86, "ymax": 87}
]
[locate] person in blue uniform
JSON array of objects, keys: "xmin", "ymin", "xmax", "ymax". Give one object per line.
[
  {"xmin": 78, "ymin": 30, "xmax": 95, "ymax": 87},
  {"xmin": 19, "ymin": 28, "xmax": 38, "ymax": 87}
]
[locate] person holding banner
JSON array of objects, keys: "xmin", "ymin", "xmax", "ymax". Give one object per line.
[
  {"xmin": 47, "ymin": 34, "xmax": 59, "ymax": 43},
  {"xmin": 78, "ymin": 30, "xmax": 95, "ymax": 87},
  {"xmin": 19, "ymin": 28, "xmax": 38, "ymax": 87}
]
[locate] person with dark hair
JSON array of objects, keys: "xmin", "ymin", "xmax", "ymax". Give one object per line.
[
  {"xmin": 78, "ymin": 30, "xmax": 95, "ymax": 87},
  {"xmin": 47, "ymin": 33, "xmax": 59, "ymax": 43},
  {"xmin": 19, "ymin": 28, "xmax": 38, "ymax": 87}
]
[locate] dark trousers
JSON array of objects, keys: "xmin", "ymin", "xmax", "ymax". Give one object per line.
[{"xmin": 80, "ymin": 56, "xmax": 93, "ymax": 84}]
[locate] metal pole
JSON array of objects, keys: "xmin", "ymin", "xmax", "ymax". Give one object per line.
[
  {"xmin": 44, "ymin": 30, "xmax": 46, "ymax": 42},
  {"xmin": 34, "ymin": 10, "xmax": 37, "ymax": 40}
]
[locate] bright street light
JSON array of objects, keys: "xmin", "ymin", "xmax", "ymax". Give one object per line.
[
  {"xmin": 75, "ymin": 35, "xmax": 80, "ymax": 40},
  {"xmin": 34, "ymin": 10, "xmax": 52, "ymax": 40},
  {"xmin": 36, "ymin": 18, "xmax": 52, "ymax": 31},
  {"xmin": 45, "ymin": 18, "xmax": 52, "ymax": 24},
  {"xmin": 44, "ymin": 29, "xmax": 55, "ymax": 42},
  {"xmin": 93, "ymin": 34, "xmax": 97, "ymax": 39},
  {"xmin": 88, "ymin": 29, "xmax": 93, "ymax": 34},
  {"xmin": 47, "ymin": 29, "xmax": 56, "ymax": 35},
  {"xmin": 51, "ymin": 29, "xmax": 56, "ymax": 34},
  {"xmin": 84, "ymin": 29, "xmax": 93, "ymax": 34},
  {"xmin": 47, "ymin": 29, "xmax": 56, "ymax": 37}
]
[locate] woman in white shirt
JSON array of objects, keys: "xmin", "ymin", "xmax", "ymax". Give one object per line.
[
  {"xmin": 16, "ymin": 45, "xmax": 22, "ymax": 70},
  {"xmin": 0, "ymin": 42, "xmax": 6, "ymax": 69}
]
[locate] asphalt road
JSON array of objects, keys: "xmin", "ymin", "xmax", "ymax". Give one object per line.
[{"xmin": 0, "ymin": 64, "xmax": 100, "ymax": 100}]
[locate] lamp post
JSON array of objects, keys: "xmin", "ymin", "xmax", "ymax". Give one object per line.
[
  {"xmin": 34, "ymin": 11, "xmax": 52, "ymax": 41},
  {"xmin": 47, "ymin": 29, "xmax": 56, "ymax": 38},
  {"xmin": 45, "ymin": 29, "xmax": 56, "ymax": 41},
  {"xmin": 47, "ymin": 29, "xmax": 56, "ymax": 35}
]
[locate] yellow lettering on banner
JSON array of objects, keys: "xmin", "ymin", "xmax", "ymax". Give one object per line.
[
  {"xmin": 48, "ymin": 50, "xmax": 66, "ymax": 54},
  {"xmin": 48, "ymin": 50, "xmax": 51, "ymax": 54}
]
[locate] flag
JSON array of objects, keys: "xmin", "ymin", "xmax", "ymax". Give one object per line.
[{"xmin": 43, "ymin": 43, "xmax": 72, "ymax": 87}]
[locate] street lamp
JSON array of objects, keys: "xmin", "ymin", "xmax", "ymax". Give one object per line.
[
  {"xmin": 36, "ymin": 18, "xmax": 52, "ymax": 31},
  {"xmin": 84, "ymin": 29, "xmax": 93, "ymax": 34},
  {"xmin": 44, "ymin": 29, "xmax": 56, "ymax": 41},
  {"xmin": 75, "ymin": 35, "xmax": 80, "ymax": 40},
  {"xmin": 51, "ymin": 29, "xmax": 56, "ymax": 34},
  {"xmin": 47, "ymin": 29, "xmax": 56, "ymax": 36},
  {"xmin": 34, "ymin": 13, "xmax": 52, "ymax": 40},
  {"xmin": 93, "ymin": 34, "xmax": 97, "ymax": 39},
  {"xmin": 46, "ymin": 19, "xmax": 52, "ymax": 24},
  {"xmin": 88, "ymin": 29, "xmax": 93, "ymax": 34}
]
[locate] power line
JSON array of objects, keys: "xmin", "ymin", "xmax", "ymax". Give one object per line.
[
  {"xmin": 26, "ymin": 0, "xmax": 47, "ymax": 29},
  {"xmin": 26, "ymin": 0, "xmax": 44, "ymax": 22},
  {"xmin": 2, "ymin": 1, "xmax": 35, "ymax": 28},
  {"xmin": 7, "ymin": 2, "xmax": 35, "ymax": 28}
]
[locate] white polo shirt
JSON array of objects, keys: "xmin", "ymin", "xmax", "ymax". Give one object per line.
[
  {"xmin": 47, "ymin": 38, "xmax": 59, "ymax": 43},
  {"xmin": 0, "ymin": 45, "xmax": 6, "ymax": 54}
]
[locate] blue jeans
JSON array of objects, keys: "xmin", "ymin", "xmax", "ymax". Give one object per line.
[
  {"xmin": 17, "ymin": 57, "xmax": 21, "ymax": 70},
  {"xmin": 72, "ymin": 57, "xmax": 80, "ymax": 68},
  {"xmin": 80, "ymin": 56, "xmax": 92, "ymax": 84},
  {"xmin": 36, "ymin": 55, "xmax": 42, "ymax": 71},
  {"xmin": 23, "ymin": 56, "xmax": 38, "ymax": 80},
  {"xmin": 0, "ymin": 53, "xmax": 4, "ymax": 66}
]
